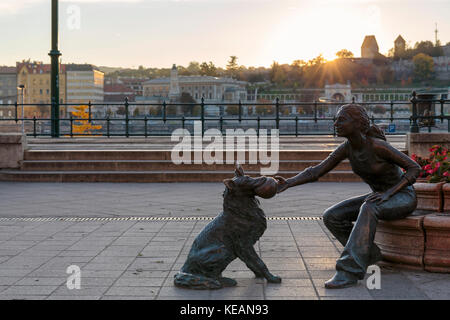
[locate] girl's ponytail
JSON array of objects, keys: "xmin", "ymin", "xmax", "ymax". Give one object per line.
[{"xmin": 367, "ymin": 124, "xmax": 386, "ymax": 141}]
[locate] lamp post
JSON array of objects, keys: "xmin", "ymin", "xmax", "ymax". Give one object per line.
[
  {"xmin": 49, "ymin": 0, "xmax": 61, "ymax": 137},
  {"xmin": 17, "ymin": 85, "xmax": 25, "ymax": 136}
]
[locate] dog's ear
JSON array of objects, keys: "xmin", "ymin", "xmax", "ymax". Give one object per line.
[
  {"xmin": 223, "ymin": 179, "xmax": 235, "ymax": 190},
  {"xmin": 235, "ymin": 162, "xmax": 244, "ymax": 177}
]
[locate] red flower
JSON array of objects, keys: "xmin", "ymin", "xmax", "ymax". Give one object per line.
[{"xmin": 444, "ymin": 171, "xmax": 450, "ymax": 177}]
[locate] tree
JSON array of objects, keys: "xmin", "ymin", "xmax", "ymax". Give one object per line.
[
  {"xmin": 186, "ymin": 61, "xmax": 201, "ymax": 75},
  {"xmin": 226, "ymin": 56, "xmax": 239, "ymax": 78},
  {"xmin": 292, "ymin": 60, "xmax": 307, "ymax": 67},
  {"xmin": 255, "ymin": 99, "xmax": 274, "ymax": 116},
  {"xmin": 179, "ymin": 92, "xmax": 199, "ymax": 115},
  {"xmin": 226, "ymin": 105, "xmax": 239, "ymax": 115},
  {"xmin": 373, "ymin": 105, "xmax": 386, "ymax": 114},
  {"xmin": 116, "ymin": 106, "xmax": 127, "ymax": 115},
  {"xmin": 414, "ymin": 41, "xmax": 443, "ymax": 57},
  {"xmin": 412, "ymin": 53, "xmax": 435, "ymax": 82},
  {"xmin": 71, "ymin": 106, "xmax": 102, "ymax": 135},
  {"xmin": 335, "ymin": 49, "xmax": 354, "ymax": 59},
  {"xmin": 200, "ymin": 61, "xmax": 217, "ymax": 76},
  {"xmin": 270, "ymin": 61, "xmax": 288, "ymax": 86},
  {"xmin": 307, "ymin": 54, "xmax": 326, "ymax": 66},
  {"xmin": 149, "ymin": 107, "xmax": 161, "ymax": 117}
]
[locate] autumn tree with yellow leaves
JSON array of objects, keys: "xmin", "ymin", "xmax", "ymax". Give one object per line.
[{"xmin": 71, "ymin": 106, "xmax": 102, "ymax": 135}]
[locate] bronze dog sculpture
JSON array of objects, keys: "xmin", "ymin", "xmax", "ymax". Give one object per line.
[{"xmin": 174, "ymin": 164, "xmax": 281, "ymax": 289}]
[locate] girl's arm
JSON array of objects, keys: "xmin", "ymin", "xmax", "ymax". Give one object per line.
[
  {"xmin": 277, "ymin": 142, "xmax": 348, "ymax": 192},
  {"xmin": 367, "ymin": 139, "xmax": 421, "ymax": 204}
]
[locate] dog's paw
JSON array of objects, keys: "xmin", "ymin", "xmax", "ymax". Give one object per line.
[{"xmin": 267, "ymin": 275, "xmax": 282, "ymax": 284}]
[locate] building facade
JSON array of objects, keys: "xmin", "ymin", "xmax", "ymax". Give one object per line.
[
  {"xmin": 16, "ymin": 61, "xmax": 66, "ymax": 105},
  {"xmin": 16, "ymin": 61, "xmax": 67, "ymax": 117},
  {"xmin": 0, "ymin": 67, "xmax": 17, "ymax": 119},
  {"xmin": 118, "ymin": 78, "xmax": 146, "ymax": 97},
  {"xmin": 104, "ymin": 83, "xmax": 135, "ymax": 102},
  {"xmin": 142, "ymin": 65, "xmax": 248, "ymax": 103},
  {"xmin": 0, "ymin": 67, "xmax": 17, "ymax": 104},
  {"xmin": 66, "ymin": 64, "xmax": 104, "ymax": 106}
]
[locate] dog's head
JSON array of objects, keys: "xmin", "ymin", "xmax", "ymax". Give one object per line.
[{"xmin": 223, "ymin": 163, "xmax": 277, "ymax": 199}]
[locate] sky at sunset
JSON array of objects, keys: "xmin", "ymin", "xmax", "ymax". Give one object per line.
[{"xmin": 1, "ymin": 0, "xmax": 449, "ymax": 69}]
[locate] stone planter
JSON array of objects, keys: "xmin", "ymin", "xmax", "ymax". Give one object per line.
[
  {"xmin": 413, "ymin": 182, "xmax": 444, "ymax": 212},
  {"xmin": 443, "ymin": 183, "xmax": 450, "ymax": 213}
]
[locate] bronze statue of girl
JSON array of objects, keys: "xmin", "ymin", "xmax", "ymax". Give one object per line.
[{"xmin": 276, "ymin": 104, "xmax": 421, "ymax": 289}]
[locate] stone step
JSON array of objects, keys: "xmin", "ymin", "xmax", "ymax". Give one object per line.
[
  {"xmin": 23, "ymin": 150, "xmax": 336, "ymax": 161},
  {"xmin": 5, "ymin": 148, "xmax": 364, "ymax": 183},
  {"xmin": 0, "ymin": 170, "xmax": 361, "ymax": 183},
  {"xmin": 20, "ymin": 159, "xmax": 352, "ymax": 172}
]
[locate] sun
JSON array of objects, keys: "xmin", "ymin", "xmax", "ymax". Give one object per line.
[{"xmin": 265, "ymin": 3, "xmax": 380, "ymax": 65}]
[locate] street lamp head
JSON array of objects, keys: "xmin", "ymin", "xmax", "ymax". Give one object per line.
[{"xmin": 18, "ymin": 84, "xmax": 25, "ymax": 89}]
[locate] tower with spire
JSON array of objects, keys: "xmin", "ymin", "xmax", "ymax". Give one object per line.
[
  {"xmin": 394, "ymin": 35, "xmax": 406, "ymax": 58},
  {"xmin": 435, "ymin": 23, "xmax": 439, "ymax": 46},
  {"xmin": 169, "ymin": 64, "xmax": 181, "ymax": 101}
]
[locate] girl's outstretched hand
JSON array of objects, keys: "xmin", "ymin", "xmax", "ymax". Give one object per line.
[{"xmin": 275, "ymin": 176, "xmax": 290, "ymax": 193}]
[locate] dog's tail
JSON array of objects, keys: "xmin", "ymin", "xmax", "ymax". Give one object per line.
[{"xmin": 174, "ymin": 272, "xmax": 223, "ymax": 290}]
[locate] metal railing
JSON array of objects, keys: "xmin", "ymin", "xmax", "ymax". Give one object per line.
[{"xmin": 0, "ymin": 92, "xmax": 449, "ymax": 137}]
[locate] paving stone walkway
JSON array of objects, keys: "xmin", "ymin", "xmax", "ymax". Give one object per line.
[{"xmin": 0, "ymin": 182, "xmax": 448, "ymax": 300}]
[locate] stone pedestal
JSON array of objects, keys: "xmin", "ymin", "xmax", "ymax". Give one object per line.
[
  {"xmin": 423, "ymin": 214, "xmax": 450, "ymax": 273},
  {"xmin": 406, "ymin": 132, "xmax": 450, "ymax": 158},
  {"xmin": 375, "ymin": 213, "xmax": 450, "ymax": 273},
  {"xmin": 375, "ymin": 214, "xmax": 426, "ymax": 268},
  {"xmin": 0, "ymin": 133, "xmax": 27, "ymax": 169}
]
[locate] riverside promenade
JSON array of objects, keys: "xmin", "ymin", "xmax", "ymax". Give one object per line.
[{"xmin": 0, "ymin": 136, "xmax": 448, "ymax": 300}]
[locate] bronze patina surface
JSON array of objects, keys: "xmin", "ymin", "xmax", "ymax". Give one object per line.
[
  {"xmin": 276, "ymin": 104, "xmax": 421, "ymax": 289},
  {"xmin": 174, "ymin": 164, "xmax": 281, "ymax": 289}
]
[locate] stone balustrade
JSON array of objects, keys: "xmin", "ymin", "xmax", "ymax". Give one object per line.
[{"xmin": 0, "ymin": 133, "xmax": 27, "ymax": 169}]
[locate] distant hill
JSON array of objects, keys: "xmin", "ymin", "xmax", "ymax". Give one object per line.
[{"xmin": 98, "ymin": 66, "xmax": 128, "ymax": 74}]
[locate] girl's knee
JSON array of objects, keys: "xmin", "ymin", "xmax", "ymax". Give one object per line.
[
  {"xmin": 323, "ymin": 208, "xmax": 338, "ymax": 227},
  {"xmin": 360, "ymin": 201, "xmax": 380, "ymax": 218}
]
